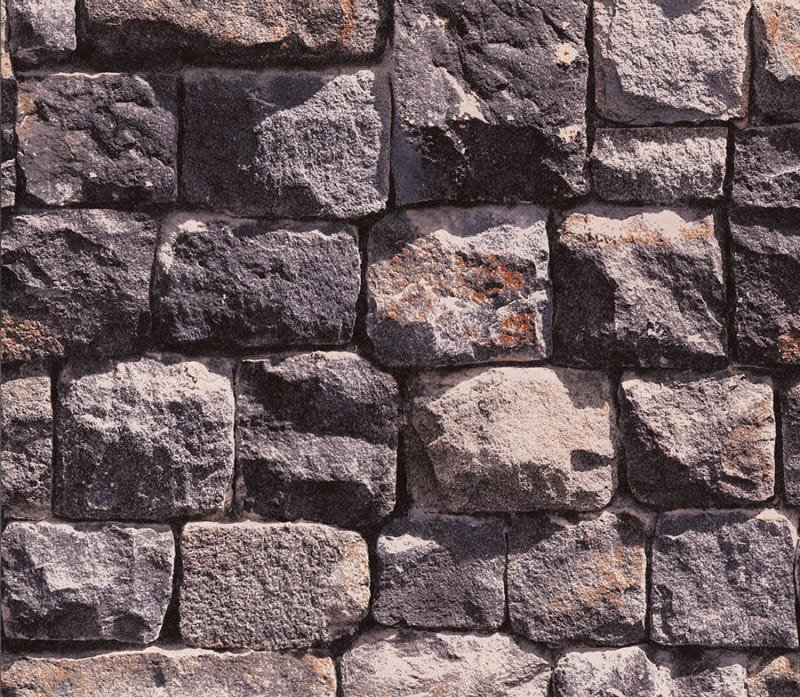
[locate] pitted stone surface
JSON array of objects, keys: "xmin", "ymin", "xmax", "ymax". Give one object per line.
[
  {"xmin": 733, "ymin": 125, "xmax": 800, "ymax": 209},
  {"xmin": 392, "ymin": 0, "xmax": 589, "ymax": 205},
  {"xmin": 153, "ymin": 214, "xmax": 360, "ymax": 350},
  {"xmin": 553, "ymin": 205, "xmax": 726, "ymax": 368},
  {"xmin": 650, "ymin": 509, "xmax": 799, "ymax": 648},
  {"xmin": 180, "ymin": 521, "xmax": 370, "ymax": 649},
  {"xmin": 55, "ymin": 357, "xmax": 235, "ymax": 521},
  {"xmin": 782, "ymin": 378, "xmax": 800, "ymax": 504},
  {"xmin": 236, "ymin": 352, "xmax": 399, "ymax": 527},
  {"xmin": 340, "ymin": 628, "xmax": 551, "ymax": 697},
  {"xmin": 1, "ymin": 521, "xmax": 174, "ymax": 642},
  {"xmin": 747, "ymin": 653, "xmax": 800, "ymax": 697},
  {"xmin": 6, "ymin": 0, "xmax": 75, "ymax": 65},
  {"xmin": 508, "ymin": 511, "xmax": 647, "ymax": 644},
  {"xmin": 373, "ymin": 511, "xmax": 506, "ymax": 630},
  {"xmin": 182, "ymin": 68, "xmax": 389, "ymax": 219},
  {"xmin": 405, "ymin": 366, "xmax": 618, "ymax": 513},
  {"xmin": 753, "ymin": 0, "xmax": 800, "ymax": 122},
  {"xmin": 366, "ymin": 205, "xmax": 551, "ymax": 368},
  {"xmin": 2, "ymin": 159, "xmax": 15, "ymax": 207},
  {"xmin": 620, "ymin": 371, "xmax": 776, "ymax": 508}
]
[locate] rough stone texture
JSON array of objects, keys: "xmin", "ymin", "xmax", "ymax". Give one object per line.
[
  {"xmin": 747, "ymin": 653, "xmax": 800, "ymax": 697},
  {"xmin": 1, "ymin": 10, "xmax": 15, "ymax": 124},
  {"xmin": 1, "ymin": 210, "xmax": 157, "ymax": 362},
  {"xmin": 366, "ymin": 205, "xmax": 552, "ymax": 368},
  {"xmin": 783, "ymin": 378, "xmax": 800, "ymax": 504},
  {"xmin": 182, "ymin": 68, "xmax": 389, "ymax": 218},
  {"xmin": 508, "ymin": 511, "xmax": 647, "ymax": 644},
  {"xmin": 753, "ymin": 0, "xmax": 800, "ymax": 122},
  {"xmin": 405, "ymin": 366, "xmax": 618, "ymax": 513},
  {"xmin": 6, "ymin": 0, "xmax": 76, "ymax": 65},
  {"xmin": 1, "ymin": 373, "xmax": 51, "ymax": 519},
  {"xmin": 1, "ymin": 521, "xmax": 174, "ymax": 642},
  {"xmin": 733, "ymin": 125, "xmax": 800, "ymax": 209},
  {"xmin": 340, "ymin": 628, "xmax": 551, "ymax": 697},
  {"xmin": 180, "ymin": 521, "xmax": 370, "ymax": 649},
  {"xmin": 1, "ymin": 648, "xmax": 337, "ymax": 697},
  {"xmin": 592, "ymin": 127, "xmax": 728, "ymax": 203},
  {"xmin": 553, "ymin": 645, "xmax": 747, "ymax": 697},
  {"xmin": 593, "ymin": 0, "xmax": 751, "ymax": 124},
  {"xmin": 553, "ymin": 205, "xmax": 727, "ymax": 368},
  {"xmin": 16, "ymin": 73, "xmax": 176, "ymax": 206},
  {"xmin": 650, "ymin": 509, "xmax": 799, "ymax": 648},
  {"xmin": 153, "ymin": 214, "xmax": 361, "ymax": 350},
  {"xmin": 619, "ymin": 371, "xmax": 776, "ymax": 508},
  {"xmin": 55, "ymin": 356, "xmax": 234, "ymax": 521},
  {"xmin": 392, "ymin": 0, "xmax": 589, "ymax": 205},
  {"xmin": 731, "ymin": 210, "xmax": 800, "ymax": 366},
  {"xmin": 2, "ymin": 157, "xmax": 15, "ymax": 207},
  {"xmin": 236, "ymin": 352, "xmax": 398, "ymax": 527},
  {"xmin": 373, "ymin": 511, "xmax": 506, "ymax": 630}
]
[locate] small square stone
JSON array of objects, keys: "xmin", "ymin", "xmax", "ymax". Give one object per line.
[
  {"xmin": 6, "ymin": 0, "xmax": 76, "ymax": 65},
  {"xmin": 733, "ymin": 125, "xmax": 800, "ymax": 209}
]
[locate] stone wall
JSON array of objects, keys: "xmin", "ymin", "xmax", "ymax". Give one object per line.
[{"xmin": 1, "ymin": 1, "xmax": 800, "ymax": 695}]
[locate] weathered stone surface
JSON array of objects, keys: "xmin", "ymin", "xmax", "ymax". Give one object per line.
[
  {"xmin": 508, "ymin": 511, "xmax": 647, "ymax": 644},
  {"xmin": 237, "ymin": 352, "xmax": 398, "ymax": 527},
  {"xmin": 1, "ymin": 4, "xmax": 16, "ymax": 123},
  {"xmin": 1, "ymin": 373, "xmax": 51, "ymax": 519},
  {"xmin": 392, "ymin": 0, "xmax": 589, "ymax": 205},
  {"xmin": 650, "ymin": 509, "xmax": 799, "ymax": 648},
  {"xmin": 620, "ymin": 371, "xmax": 776, "ymax": 508},
  {"xmin": 1, "ymin": 158, "xmax": 15, "ymax": 207},
  {"xmin": 782, "ymin": 378, "xmax": 800, "ymax": 504},
  {"xmin": 55, "ymin": 356, "xmax": 234, "ymax": 521},
  {"xmin": 153, "ymin": 214, "xmax": 360, "ymax": 350},
  {"xmin": 405, "ymin": 366, "xmax": 618, "ymax": 513},
  {"xmin": 373, "ymin": 511, "xmax": 505, "ymax": 630},
  {"xmin": 16, "ymin": 73, "xmax": 177, "ymax": 206},
  {"xmin": 1, "ymin": 521, "xmax": 174, "ymax": 642},
  {"xmin": 593, "ymin": 0, "xmax": 750, "ymax": 123},
  {"xmin": 340, "ymin": 628, "xmax": 551, "ymax": 697},
  {"xmin": 592, "ymin": 127, "xmax": 728, "ymax": 203},
  {"xmin": 553, "ymin": 205, "xmax": 727, "ymax": 368},
  {"xmin": 1, "ymin": 210, "xmax": 157, "ymax": 362},
  {"xmin": 367, "ymin": 205, "xmax": 551, "ymax": 368},
  {"xmin": 1, "ymin": 648, "xmax": 337, "ymax": 697},
  {"xmin": 6, "ymin": 0, "xmax": 75, "ymax": 64},
  {"xmin": 731, "ymin": 210, "xmax": 800, "ymax": 365},
  {"xmin": 183, "ymin": 68, "xmax": 389, "ymax": 218},
  {"xmin": 553, "ymin": 645, "xmax": 747, "ymax": 697},
  {"xmin": 180, "ymin": 521, "xmax": 370, "ymax": 649},
  {"xmin": 753, "ymin": 0, "xmax": 800, "ymax": 122},
  {"xmin": 747, "ymin": 653, "xmax": 800, "ymax": 697},
  {"xmin": 733, "ymin": 125, "xmax": 800, "ymax": 209}
]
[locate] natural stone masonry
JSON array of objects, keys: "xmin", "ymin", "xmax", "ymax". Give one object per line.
[
  {"xmin": 508, "ymin": 511, "xmax": 647, "ymax": 644},
  {"xmin": 733, "ymin": 125, "xmax": 800, "ymax": 208},
  {"xmin": 405, "ymin": 366, "xmax": 618, "ymax": 513},
  {"xmin": 6, "ymin": 0, "xmax": 76, "ymax": 65},
  {"xmin": 783, "ymin": 378, "xmax": 800, "ymax": 504},
  {"xmin": 182, "ymin": 68, "xmax": 390, "ymax": 219},
  {"xmin": 619, "ymin": 371, "xmax": 776, "ymax": 508},
  {"xmin": 153, "ymin": 214, "xmax": 360, "ymax": 350},
  {"xmin": 180, "ymin": 522, "xmax": 370, "ymax": 649},
  {"xmin": 747, "ymin": 653, "xmax": 800, "ymax": 697},
  {"xmin": 650, "ymin": 509, "xmax": 799, "ymax": 648},
  {"xmin": 366, "ymin": 205, "xmax": 552, "ymax": 368},
  {"xmin": 392, "ymin": 0, "xmax": 589, "ymax": 204},
  {"xmin": 373, "ymin": 511, "xmax": 506, "ymax": 630},
  {"xmin": 55, "ymin": 357, "xmax": 235, "ymax": 521},
  {"xmin": 1, "ymin": 521, "xmax": 174, "ymax": 642},
  {"xmin": 2, "ymin": 159, "xmax": 15, "ymax": 208},
  {"xmin": 340, "ymin": 628, "xmax": 551, "ymax": 697},
  {"xmin": 753, "ymin": 0, "xmax": 800, "ymax": 122},
  {"xmin": 236, "ymin": 352, "xmax": 398, "ymax": 527},
  {"xmin": 553, "ymin": 205, "xmax": 727, "ymax": 368}
]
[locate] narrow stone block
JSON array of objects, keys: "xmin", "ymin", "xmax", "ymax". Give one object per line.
[
  {"xmin": 753, "ymin": 0, "xmax": 800, "ymax": 122},
  {"xmin": 782, "ymin": 377, "xmax": 800, "ymax": 504}
]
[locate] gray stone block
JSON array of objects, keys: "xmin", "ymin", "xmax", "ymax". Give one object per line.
[
  {"xmin": 782, "ymin": 377, "xmax": 800, "ymax": 504},
  {"xmin": 753, "ymin": 0, "xmax": 800, "ymax": 122},
  {"xmin": 733, "ymin": 125, "xmax": 800, "ymax": 209},
  {"xmin": 6, "ymin": 0, "xmax": 75, "ymax": 65}
]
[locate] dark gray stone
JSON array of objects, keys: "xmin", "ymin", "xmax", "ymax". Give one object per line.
[
  {"xmin": 153, "ymin": 214, "xmax": 360, "ymax": 350},
  {"xmin": 392, "ymin": 0, "xmax": 589, "ymax": 205},
  {"xmin": 747, "ymin": 653, "xmax": 800, "ymax": 697},
  {"xmin": 733, "ymin": 125, "xmax": 800, "ymax": 208},
  {"xmin": 1, "ymin": 7, "xmax": 16, "ymax": 123},
  {"xmin": 753, "ymin": 0, "xmax": 800, "ymax": 122},
  {"xmin": 782, "ymin": 377, "xmax": 800, "ymax": 505},
  {"xmin": 6, "ymin": 0, "xmax": 75, "ymax": 65},
  {"xmin": 236, "ymin": 352, "xmax": 398, "ymax": 527}
]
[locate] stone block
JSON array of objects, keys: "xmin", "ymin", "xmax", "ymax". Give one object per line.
[
  {"xmin": 753, "ymin": 0, "xmax": 800, "ymax": 122},
  {"xmin": 6, "ymin": 0, "xmax": 75, "ymax": 65},
  {"xmin": 733, "ymin": 125, "xmax": 800, "ymax": 208}
]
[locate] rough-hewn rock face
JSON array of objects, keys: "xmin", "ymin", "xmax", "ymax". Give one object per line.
[
  {"xmin": 593, "ymin": 0, "xmax": 751, "ymax": 123},
  {"xmin": 392, "ymin": 0, "xmax": 589, "ymax": 205},
  {"xmin": 236, "ymin": 352, "xmax": 398, "ymax": 527},
  {"xmin": 153, "ymin": 214, "xmax": 360, "ymax": 350},
  {"xmin": 1, "ymin": 210, "xmax": 157, "ymax": 362},
  {"xmin": 6, "ymin": 0, "xmax": 75, "ymax": 65},
  {"xmin": 373, "ymin": 511, "xmax": 506, "ymax": 630},
  {"xmin": 2, "ymin": 159, "xmax": 15, "ymax": 207},
  {"xmin": 366, "ymin": 205, "xmax": 551, "ymax": 368},
  {"xmin": 55, "ymin": 357, "xmax": 235, "ymax": 521},
  {"xmin": 733, "ymin": 125, "xmax": 800, "ymax": 208},
  {"xmin": 619, "ymin": 371, "xmax": 776, "ymax": 508},
  {"xmin": 747, "ymin": 653, "xmax": 800, "ymax": 697},
  {"xmin": 182, "ymin": 68, "xmax": 389, "ymax": 219},
  {"xmin": 783, "ymin": 378, "xmax": 800, "ymax": 505},
  {"xmin": 340, "ymin": 629, "xmax": 551, "ymax": 697},
  {"xmin": 405, "ymin": 366, "xmax": 618, "ymax": 513},
  {"xmin": 1, "ymin": 521, "xmax": 174, "ymax": 642},
  {"xmin": 553, "ymin": 205, "xmax": 727, "ymax": 368},
  {"xmin": 508, "ymin": 511, "xmax": 647, "ymax": 644},
  {"xmin": 16, "ymin": 73, "xmax": 177, "ymax": 206},
  {"xmin": 180, "ymin": 522, "xmax": 370, "ymax": 649},
  {"xmin": 650, "ymin": 509, "xmax": 799, "ymax": 648},
  {"xmin": 753, "ymin": 0, "xmax": 800, "ymax": 122}
]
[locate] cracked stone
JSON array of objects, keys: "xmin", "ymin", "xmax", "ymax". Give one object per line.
[
  {"xmin": 753, "ymin": 0, "xmax": 800, "ymax": 122},
  {"xmin": 782, "ymin": 377, "xmax": 800, "ymax": 504},
  {"xmin": 6, "ymin": 0, "xmax": 75, "ymax": 65},
  {"xmin": 733, "ymin": 125, "xmax": 800, "ymax": 209}
]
